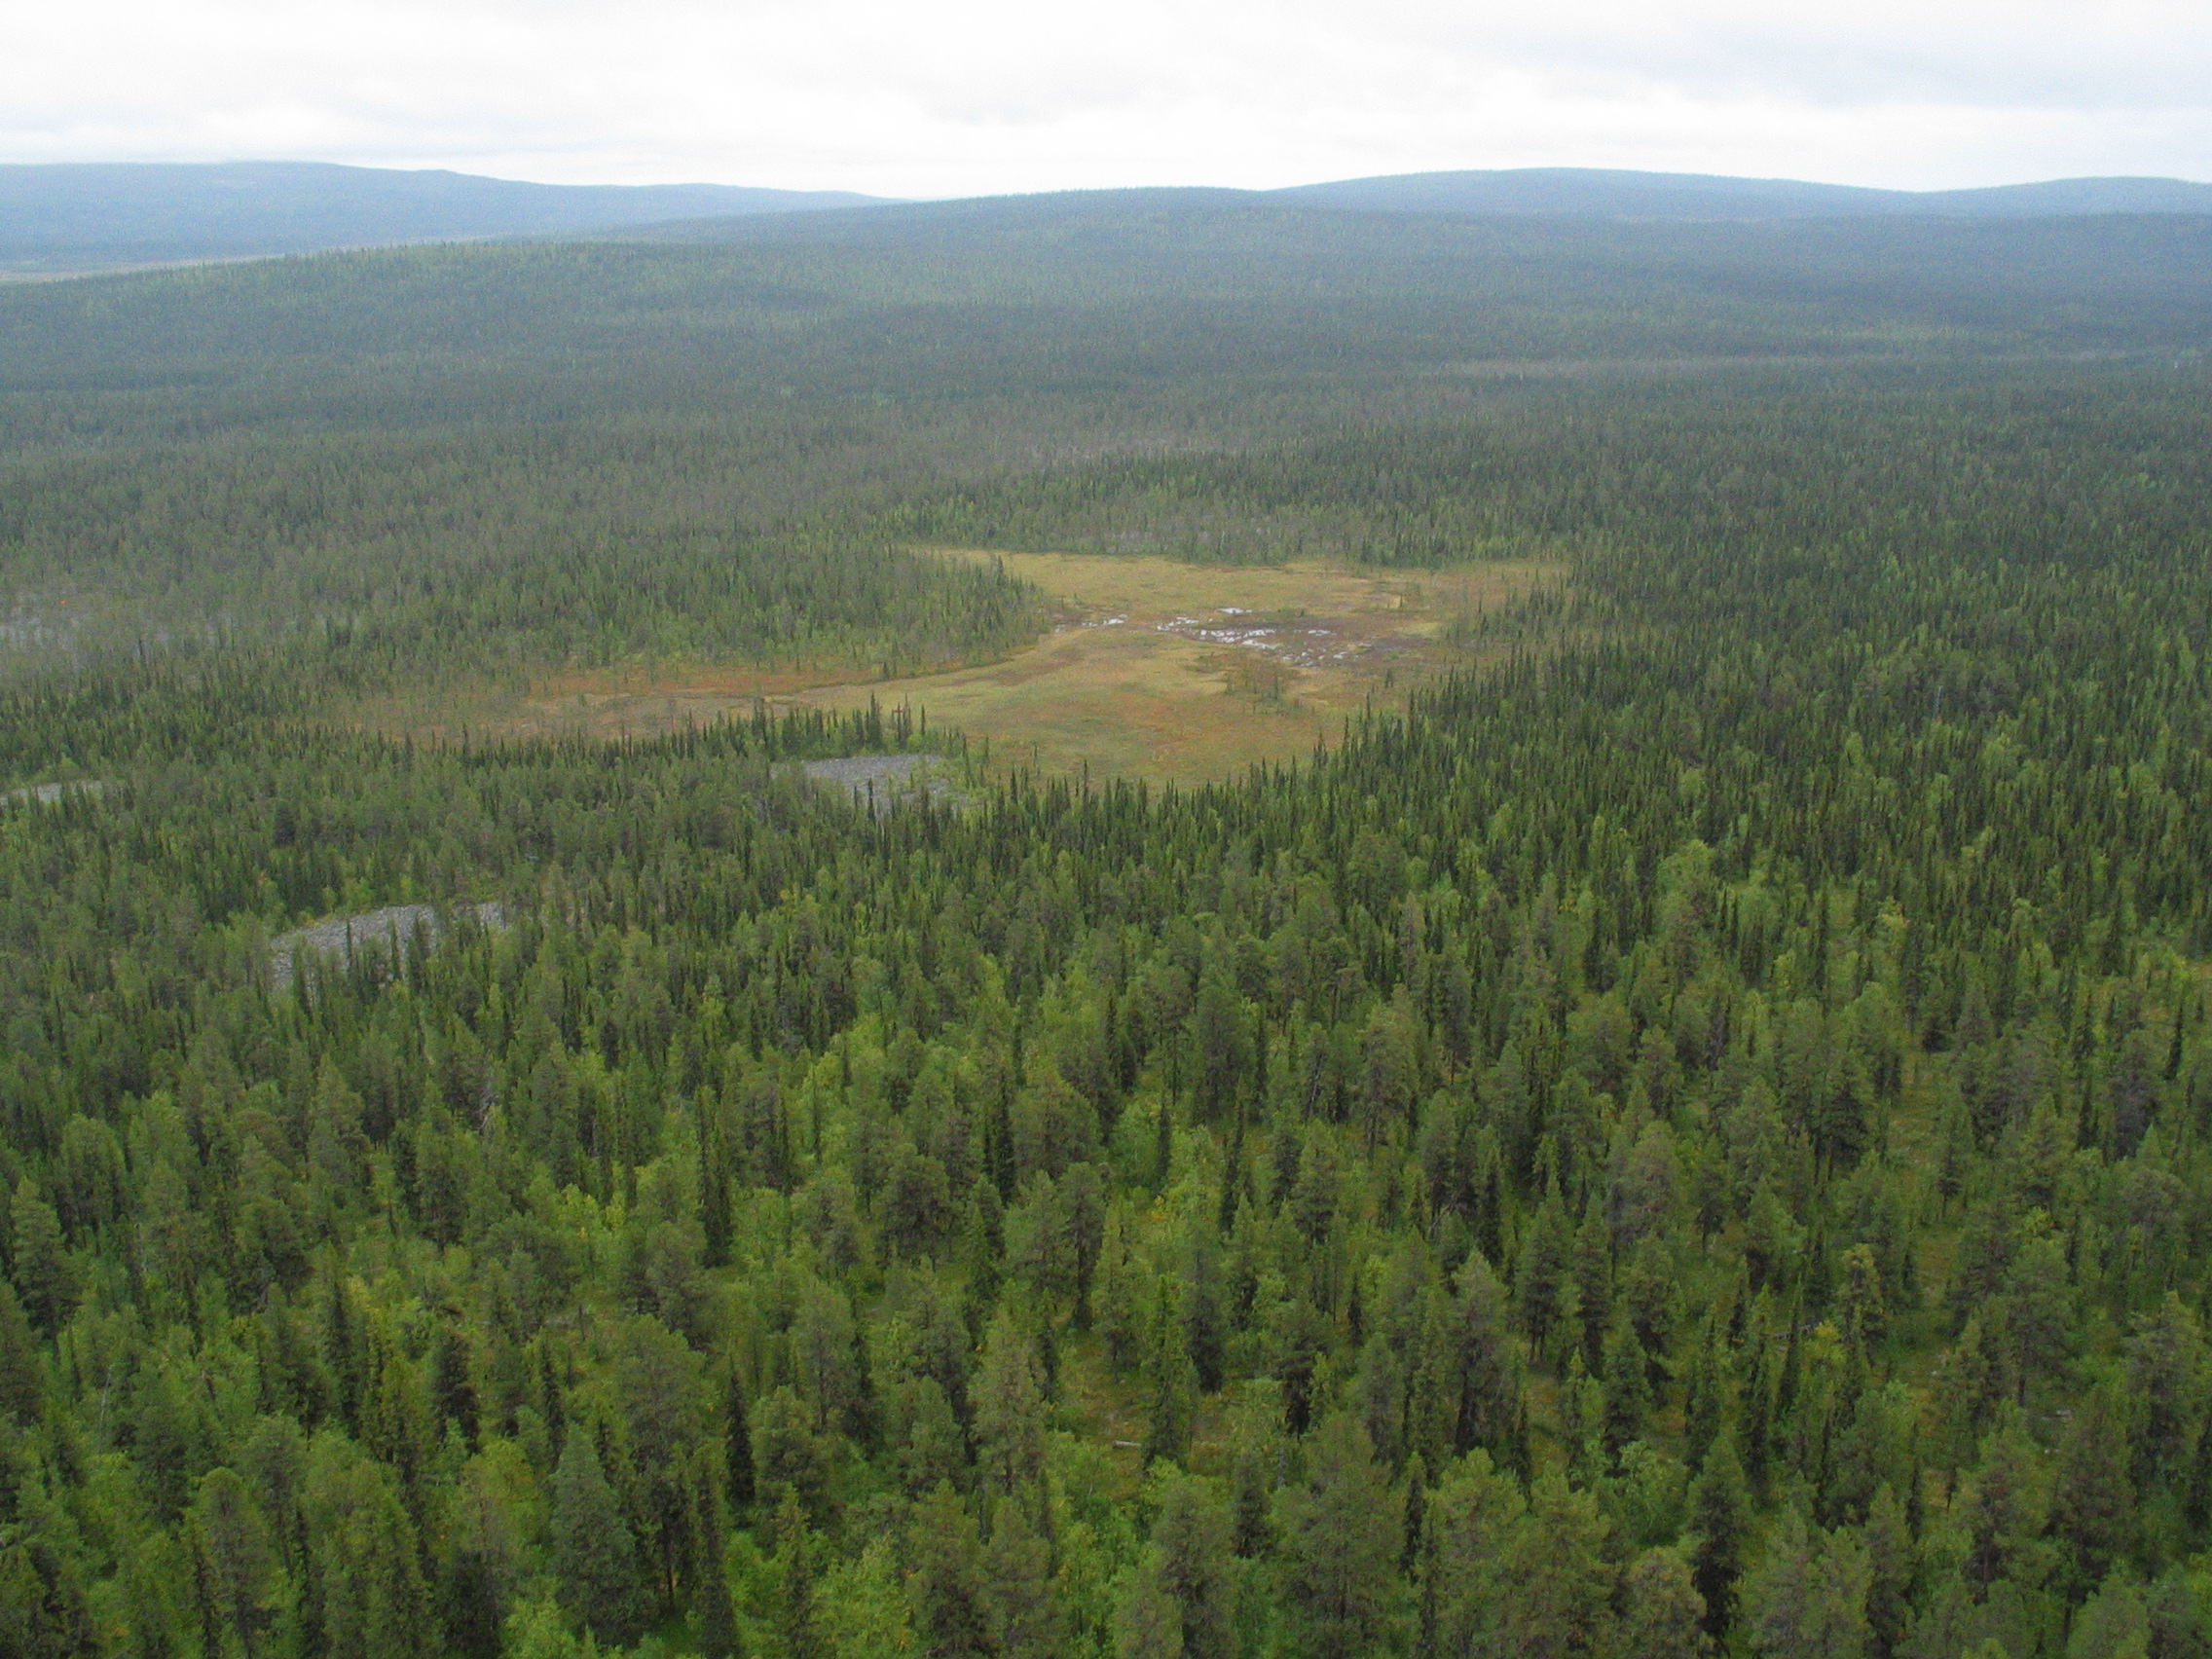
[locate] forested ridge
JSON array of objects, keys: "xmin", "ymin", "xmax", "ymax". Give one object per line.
[
  {"xmin": 2, "ymin": 201, "xmax": 2205, "ymax": 681},
  {"xmin": 4, "ymin": 202, "xmax": 2212, "ymax": 1659}
]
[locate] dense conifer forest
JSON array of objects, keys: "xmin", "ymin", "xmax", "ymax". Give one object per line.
[{"xmin": 3, "ymin": 194, "xmax": 2212, "ymax": 1659}]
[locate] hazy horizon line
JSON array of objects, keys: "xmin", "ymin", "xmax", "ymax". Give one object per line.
[{"xmin": 7, "ymin": 156, "xmax": 2209, "ymax": 199}]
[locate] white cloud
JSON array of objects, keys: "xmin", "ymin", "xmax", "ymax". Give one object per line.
[{"xmin": 4, "ymin": 0, "xmax": 2208, "ymax": 193}]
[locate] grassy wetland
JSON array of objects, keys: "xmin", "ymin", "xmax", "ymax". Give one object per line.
[{"xmin": 403, "ymin": 552, "xmax": 1563, "ymax": 782}]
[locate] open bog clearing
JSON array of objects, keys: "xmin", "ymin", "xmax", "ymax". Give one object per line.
[
  {"xmin": 795, "ymin": 552, "xmax": 1561, "ymax": 782},
  {"xmin": 381, "ymin": 552, "xmax": 1561, "ymax": 784}
]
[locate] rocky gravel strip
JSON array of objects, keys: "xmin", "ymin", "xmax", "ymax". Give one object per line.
[
  {"xmin": 271, "ymin": 901, "xmax": 508, "ymax": 992},
  {"xmin": 800, "ymin": 754, "xmax": 963, "ymax": 816}
]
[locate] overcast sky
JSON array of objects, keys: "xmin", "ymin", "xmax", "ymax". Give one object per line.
[{"xmin": 4, "ymin": 0, "xmax": 2207, "ymax": 196}]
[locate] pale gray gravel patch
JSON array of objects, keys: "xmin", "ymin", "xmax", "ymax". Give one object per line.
[
  {"xmin": 271, "ymin": 901, "xmax": 508, "ymax": 992},
  {"xmin": 2, "ymin": 779, "xmax": 110, "ymax": 806},
  {"xmin": 800, "ymin": 754, "xmax": 963, "ymax": 816}
]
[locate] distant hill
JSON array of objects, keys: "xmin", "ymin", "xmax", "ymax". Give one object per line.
[
  {"xmin": 8, "ymin": 190, "xmax": 2204, "ymax": 431},
  {"xmin": 7, "ymin": 160, "xmax": 2208, "ymax": 278},
  {"xmin": 639, "ymin": 187, "xmax": 2212, "ymax": 342},
  {"xmin": 1270, "ymin": 167, "xmax": 2212, "ymax": 221},
  {"xmin": 0, "ymin": 161, "xmax": 892, "ymax": 272}
]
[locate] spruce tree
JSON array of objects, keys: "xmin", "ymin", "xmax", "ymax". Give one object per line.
[
  {"xmin": 984, "ymin": 1495, "xmax": 1061, "ymax": 1659},
  {"xmin": 10, "ymin": 1180, "xmax": 73, "ymax": 1336},
  {"xmin": 769, "ymin": 1488, "xmax": 821, "ymax": 1659},
  {"xmin": 1151, "ymin": 1473, "xmax": 1236, "ymax": 1659},
  {"xmin": 723, "ymin": 1362, "xmax": 756, "ymax": 1511},
  {"xmin": 441, "ymin": 1546, "xmax": 506, "ymax": 1659},
  {"xmin": 909, "ymin": 1482, "xmax": 993, "ymax": 1659},
  {"xmin": 1688, "ymin": 1431, "xmax": 1751, "ymax": 1641},
  {"xmin": 1144, "ymin": 1280, "xmax": 1198, "ymax": 1465},
  {"xmin": 1620, "ymin": 1548, "xmax": 1712, "ymax": 1659},
  {"xmin": 1115, "ymin": 1552, "xmax": 1187, "ymax": 1659},
  {"xmin": 700, "ymin": 1116, "xmax": 734, "ymax": 1270},
  {"xmin": 972, "ymin": 1310, "xmax": 1047, "ymax": 1499},
  {"xmin": 549, "ymin": 1425, "xmax": 645, "ymax": 1645},
  {"xmin": 0, "ymin": 1279, "xmax": 45, "ymax": 1425},
  {"xmin": 2052, "ymin": 1386, "xmax": 2136, "ymax": 1597},
  {"xmin": 189, "ymin": 1468, "xmax": 283, "ymax": 1659},
  {"xmin": 1863, "ymin": 1484, "xmax": 1913, "ymax": 1659},
  {"xmin": 1272, "ymin": 1415, "xmax": 1399, "ymax": 1659},
  {"xmin": 429, "ymin": 1319, "xmax": 480, "ymax": 1449},
  {"xmin": 1603, "ymin": 1317, "xmax": 1652, "ymax": 1461},
  {"xmin": 691, "ymin": 1457, "xmax": 738, "ymax": 1659}
]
